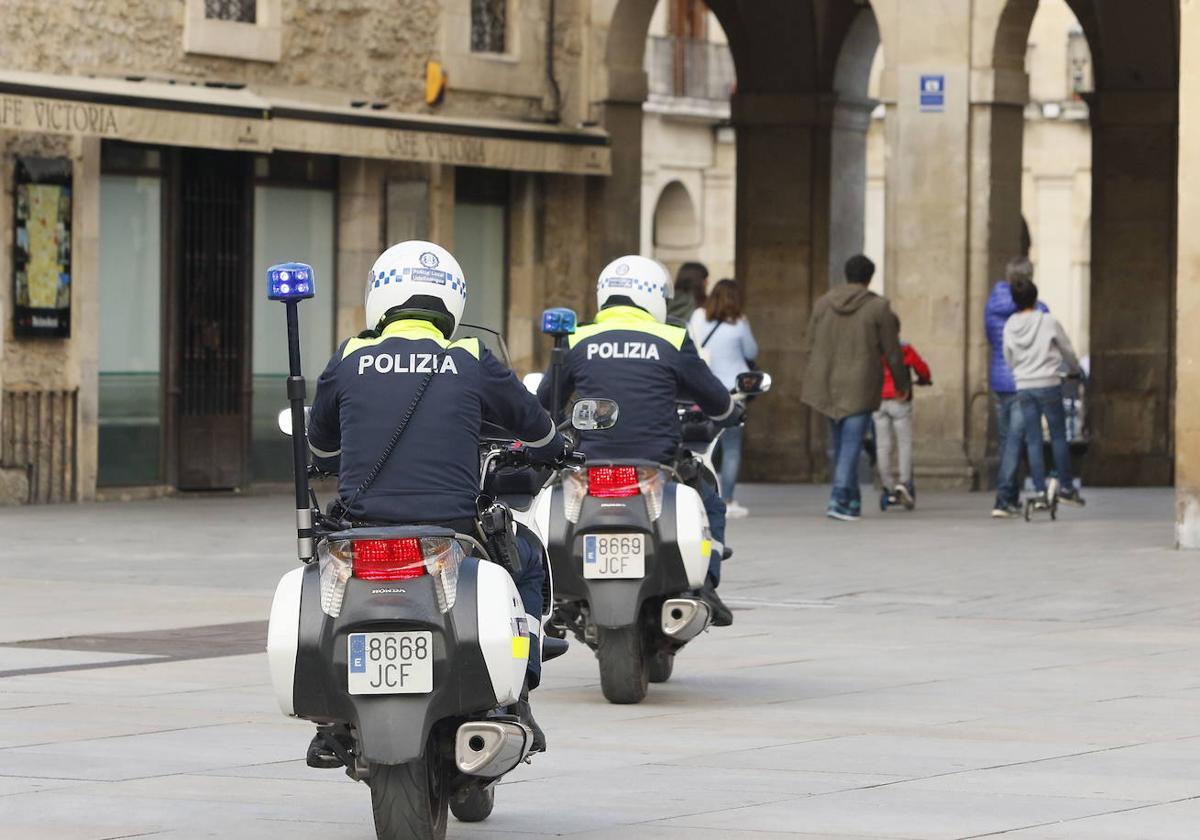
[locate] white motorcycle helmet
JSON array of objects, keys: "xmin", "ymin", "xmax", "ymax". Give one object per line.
[
  {"xmin": 364, "ymin": 240, "xmax": 467, "ymax": 338},
  {"xmin": 596, "ymin": 255, "xmax": 674, "ymax": 324}
]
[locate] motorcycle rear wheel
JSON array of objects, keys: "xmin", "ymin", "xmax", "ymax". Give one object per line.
[
  {"xmin": 450, "ymin": 785, "xmax": 495, "ymax": 823},
  {"xmin": 648, "ymin": 649, "xmax": 675, "ymax": 683},
  {"xmin": 368, "ymin": 756, "xmax": 449, "ymax": 840},
  {"xmin": 598, "ymin": 626, "xmax": 648, "ymax": 704}
]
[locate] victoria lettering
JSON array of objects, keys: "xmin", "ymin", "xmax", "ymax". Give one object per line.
[
  {"xmin": 586, "ymin": 341, "xmax": 661, "ymax": 360},
  {"xmin": 357, "ymin": 353, "xmax": 459, "ymax": 375}
]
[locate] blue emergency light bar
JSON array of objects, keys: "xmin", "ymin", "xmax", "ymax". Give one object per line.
[
  {"xmin": 267, "ymin": 262, "xmax": 316, "ymax": 302},
  {"xmin": 541, "ymin": 307, "xmax": 577, "ymax": 337}
]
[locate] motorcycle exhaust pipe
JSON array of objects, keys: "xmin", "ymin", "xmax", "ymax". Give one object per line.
[
  {"xmin": 455, "ymin": 720, "xmax": 532, "ymax": 778},
  {"xmin": 661, "ymin": 598, "xmax": 710, "ymax": 642}
]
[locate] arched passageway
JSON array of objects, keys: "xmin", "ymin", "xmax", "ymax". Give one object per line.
[
  {"xmin": 593, "ymin": 0, "xmax": 1180, "ymax": 489},
  {"xmin": 985, "ymin": 0, "xmax": 1178, "ymax": 485}
]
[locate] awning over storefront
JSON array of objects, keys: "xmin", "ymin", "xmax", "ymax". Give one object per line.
[{"xmin": 0, "ymin": 70, "xmax": 610, "ymax": 176}]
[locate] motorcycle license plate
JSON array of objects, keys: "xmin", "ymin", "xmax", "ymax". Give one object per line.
[
  {"xmin": 347, "ymin": 631, "xmax": 433, "ymax": 695},
  {"xmin": 583, "ymin": 533, "xmax": 645, "ymax": 579}
]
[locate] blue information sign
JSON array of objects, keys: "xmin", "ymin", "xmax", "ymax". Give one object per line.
[{"xmin": 920, "ymin": 75, "xmax": 945, "ymax": 113}]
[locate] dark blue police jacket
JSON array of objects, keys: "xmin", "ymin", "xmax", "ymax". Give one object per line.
[
  {"xmin": 308, "ymin": 319, "xmax": 561, "ymax": 523},
  {"xmin": 538, "ymin": 305, "xmax": 734, "ymax": 465}
]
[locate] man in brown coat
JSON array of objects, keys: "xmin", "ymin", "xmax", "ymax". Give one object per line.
[{"xmin": 802, "ymin": 255, "xmax": 910, "ymax": 521}]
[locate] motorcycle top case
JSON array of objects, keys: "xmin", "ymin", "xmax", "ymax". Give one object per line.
[
  {"xmin": 267, "ymin": 531, "xmax": 529, "ymax": 766},
  {"xmin": 545, "ymin": 478, "xmax": 711, "ymax": 628}
]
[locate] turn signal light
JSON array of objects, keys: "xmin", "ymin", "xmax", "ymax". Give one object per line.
[
  {"xmin": 588, "ymin": 466, "xmax": 640, "ymax": 498},
  {"xmin": 353, "ymin": 538, "xmax": 427, "ymax": 581}
]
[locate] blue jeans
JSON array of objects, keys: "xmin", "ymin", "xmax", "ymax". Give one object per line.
[
  {"xmin": 1018, "ymin": 385, "xmax": 1073, "ymax": 493},
  {"xmin": 717, "ymin": 425, "xmax": 744, "ymax": 503},
  {"xmin": 829, "ymin": 412, "xmax": 871, "ymax": 508},
  {"xmin": 994, "ymin": 393, "xmax": 1024, "ymax": 506},
  {"xmin": 698, "ymin": 477, "xmax": 726, "ymax": 587}
]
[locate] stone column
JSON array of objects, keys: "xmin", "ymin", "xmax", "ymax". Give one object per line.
[
  {"xmin": 882, "ymin": 58, "xmax": 977, "ymax": 486},
  {"xmin": 73, "ymin": 136, "xmax": 101, "ymax": 501},
  {"xmin": 733, "ymin": 92, "xmax": 832, "ymax": 481},
  {"xmin": 506, "ymin": 173, "xmax": 540, "ymax": 373},
  {"xmin": 587, "ymin": 65, "xmax": 646, "ymax": 280},
  {"xmin": 336, "ymin": 158, "xmax": 386, "ymax": 340},
  {"xmin": 877, "ymin": 5, "xmax": 1029, "ymax": 488},
  {"xmin": 1087, "ymin": 91, "xmax": 1177, "ymax": 486},
  {"xmin": 1176, "ymin": 0, "xmax": 1200, "ymax": 548},
  {"xmin": 828, "ymin": 97, "xmax": 876, "ymax": 287}
]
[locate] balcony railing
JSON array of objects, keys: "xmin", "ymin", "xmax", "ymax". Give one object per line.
[{"xmin": 646, "ymin": 35, "xmax": 736, "ymax": 102}]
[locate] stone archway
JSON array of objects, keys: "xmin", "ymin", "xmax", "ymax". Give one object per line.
[
  {"xmin": 983, "ymin": 0, "xmax": 1179, "ymax": 485},
  {"xmin": 598, "ymin": 0, "xmax": 869, "ymax": 480}
]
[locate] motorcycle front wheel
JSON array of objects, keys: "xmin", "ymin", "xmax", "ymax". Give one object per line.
[
  {"xmin": 597, "ymin": 626, "xmax": 648, "ymax": 704},
  {"xmin": 450, "ymin": 785, "xmax": 496, "ymax": 822},
  {"xmin": 369, "ymin": 755, "xmax": 449, "ymax": 840},
  {"xmin": 648, "ymin": 649, "xmax": 675, "ymax": 683}
]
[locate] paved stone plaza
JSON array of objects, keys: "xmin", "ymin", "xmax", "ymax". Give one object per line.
[{"xmin": 1, "ymin": 486, "xmax": 1198, "ymax": 839}]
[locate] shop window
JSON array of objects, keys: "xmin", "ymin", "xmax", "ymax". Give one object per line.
[
  {"xmin": 250, "ymin": 186, "xmax": 335, "ymax": 482},
  {"xmin": 471, "ymin": 0, "xmax": 508, "ymax": 53},
  {"xmin": 184, "ymin": 0, "xmax": 280, "ymax": 62},
  {"xmin": 205, "ymin": 0, "xmax": 256, "ymax": 22},
  {"xmin": 98, "ymin": 174, "xmax": 164, "ymax": 486}
]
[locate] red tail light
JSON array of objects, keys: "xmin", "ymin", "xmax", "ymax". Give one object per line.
[
  {"xmin": 588, "ymin": 466, "xmax": 640, "ymax": 498},
  {"xmin": 352, "ymin": 538, "xmax": 427, "ymax": 581}
]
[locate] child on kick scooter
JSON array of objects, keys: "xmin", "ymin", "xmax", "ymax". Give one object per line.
[
  {"xmin": 1002, "ymin": 275, "xmax": 1085, "ymax": 516},
  {"xmin": 875, "ymin": 330, "xmax": 932, "ymax": 511}
]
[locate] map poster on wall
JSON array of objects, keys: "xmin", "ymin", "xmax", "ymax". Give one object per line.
[{"xmin": 13, "ymin": 157, "xmax": 72, "ymax": 338}]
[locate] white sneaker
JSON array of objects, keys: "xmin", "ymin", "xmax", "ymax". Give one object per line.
[{"xmin": 726, "ymin": 500, "xmax": 750, "ymax": 519}]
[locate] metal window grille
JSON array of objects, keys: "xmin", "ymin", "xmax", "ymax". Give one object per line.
[
  {"xmin": 471, "ymin": 0, "xmax": 507, "ymax": 53},
  {"xmin": 205, "ymin": 0, "xmax": 256, "ymax": 23},
  {"xmin": 646, "ymin": 36, "xmax": 736, "ymax": 101},
  {"xmin": 0, "ymin": 388, "xmax": 78, "ymax": 503}
]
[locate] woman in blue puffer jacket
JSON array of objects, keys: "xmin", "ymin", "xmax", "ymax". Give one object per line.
[{"xmin": 985, "ymin": 258, "xmax": 1047, "ymax": 504}]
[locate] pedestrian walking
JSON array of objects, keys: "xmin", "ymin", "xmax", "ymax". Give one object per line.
[
  {"xmin": 874, "ymin": 332, "xmax": 932, "ymax": 511},
  {"xmin": 801, "ymin": 255, "xmax": 909, "ymax": 522},
  {"xmin": 689, "ymin": 278, "xmax": 758, "ymax": 517},
  {"xmin": 985, "ymin": 257, "xmax": 1048, "ymax": 504},
  {"xmin": 667, "ymin": 261, "xmax": 708, "ymax": 324},
  {"xmin": 993, "ymin": 274, "xmax": 1085, "ymax": 517}
]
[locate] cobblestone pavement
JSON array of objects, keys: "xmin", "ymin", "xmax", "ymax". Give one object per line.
[{"xmin": 1, "ymin": 486, "xmax": 1198, "ymax": 839}]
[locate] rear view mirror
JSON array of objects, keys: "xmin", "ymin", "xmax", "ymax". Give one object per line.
[
  {"xmin": 735, "ymin": 371, "xmax": 771, "ymax": 396},
  {"xmin": 571, "ymin": 398, "xmax": 619, "ymax": 431},
  {"xmin": 523, "ymin": 372, "xmax": 544, "ymax": 394},
  {"xmin": 277, "ymin": 406, "xmax": 312, "ymax": 437}
]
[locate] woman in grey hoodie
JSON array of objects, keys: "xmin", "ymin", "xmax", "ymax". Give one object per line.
[{"xmin": 997, "ymin": 276, "xmax": 1084, "ymax": 511}]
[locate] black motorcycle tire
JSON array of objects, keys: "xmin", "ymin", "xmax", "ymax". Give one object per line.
[
  {"xmin": 450, "ymin": 785, "xmax": 495, "ymax": 823},
  {"xmin": 598, "ymin": 626, "xmax": 648, "ymax": 704},
  {"xmin": 648, "ymin": 650, "xmax": 675, "ymax": 683},
  {"xmin": 368, "ymin": 757, "xmax": 449, "ymax": 840}
]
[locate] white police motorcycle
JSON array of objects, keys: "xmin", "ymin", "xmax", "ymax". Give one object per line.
[
  {"xmin": 261, "ymin": 265, "xmax": 614, "ymax": 840},
  {"xmin": 524, "ymin": 309, "xmax": 770, "ymax": 704}
]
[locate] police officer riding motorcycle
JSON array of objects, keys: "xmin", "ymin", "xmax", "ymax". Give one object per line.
[
  {"xmin": 537, "ymin": 255, "xmax": 739, "ymax": 625},
  {"xmin": 303, "ymin": 240, "xmax": 567, "ymax": 765}
]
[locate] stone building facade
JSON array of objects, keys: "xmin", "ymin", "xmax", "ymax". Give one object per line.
[{"xmin": 0, "ymin": 0, "xmax": 609, "ymax": 501}]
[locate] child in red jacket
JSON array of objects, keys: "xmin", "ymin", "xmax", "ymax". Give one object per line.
[{"xmin": 875, "ymin": 340, "xmax": 932, "ymax": 510}]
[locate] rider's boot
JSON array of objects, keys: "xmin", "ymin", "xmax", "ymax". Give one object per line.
[
  {"xmin": 701, "ymin": 578, "xmax": 734, "ymax": 627},
  {"xmin": 515, "ymin": 684, "xmax": 546, "ymax": 753},
  {"xmin": 306, "ymin": 726, "xmax": 346, "ymax": 769}
]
